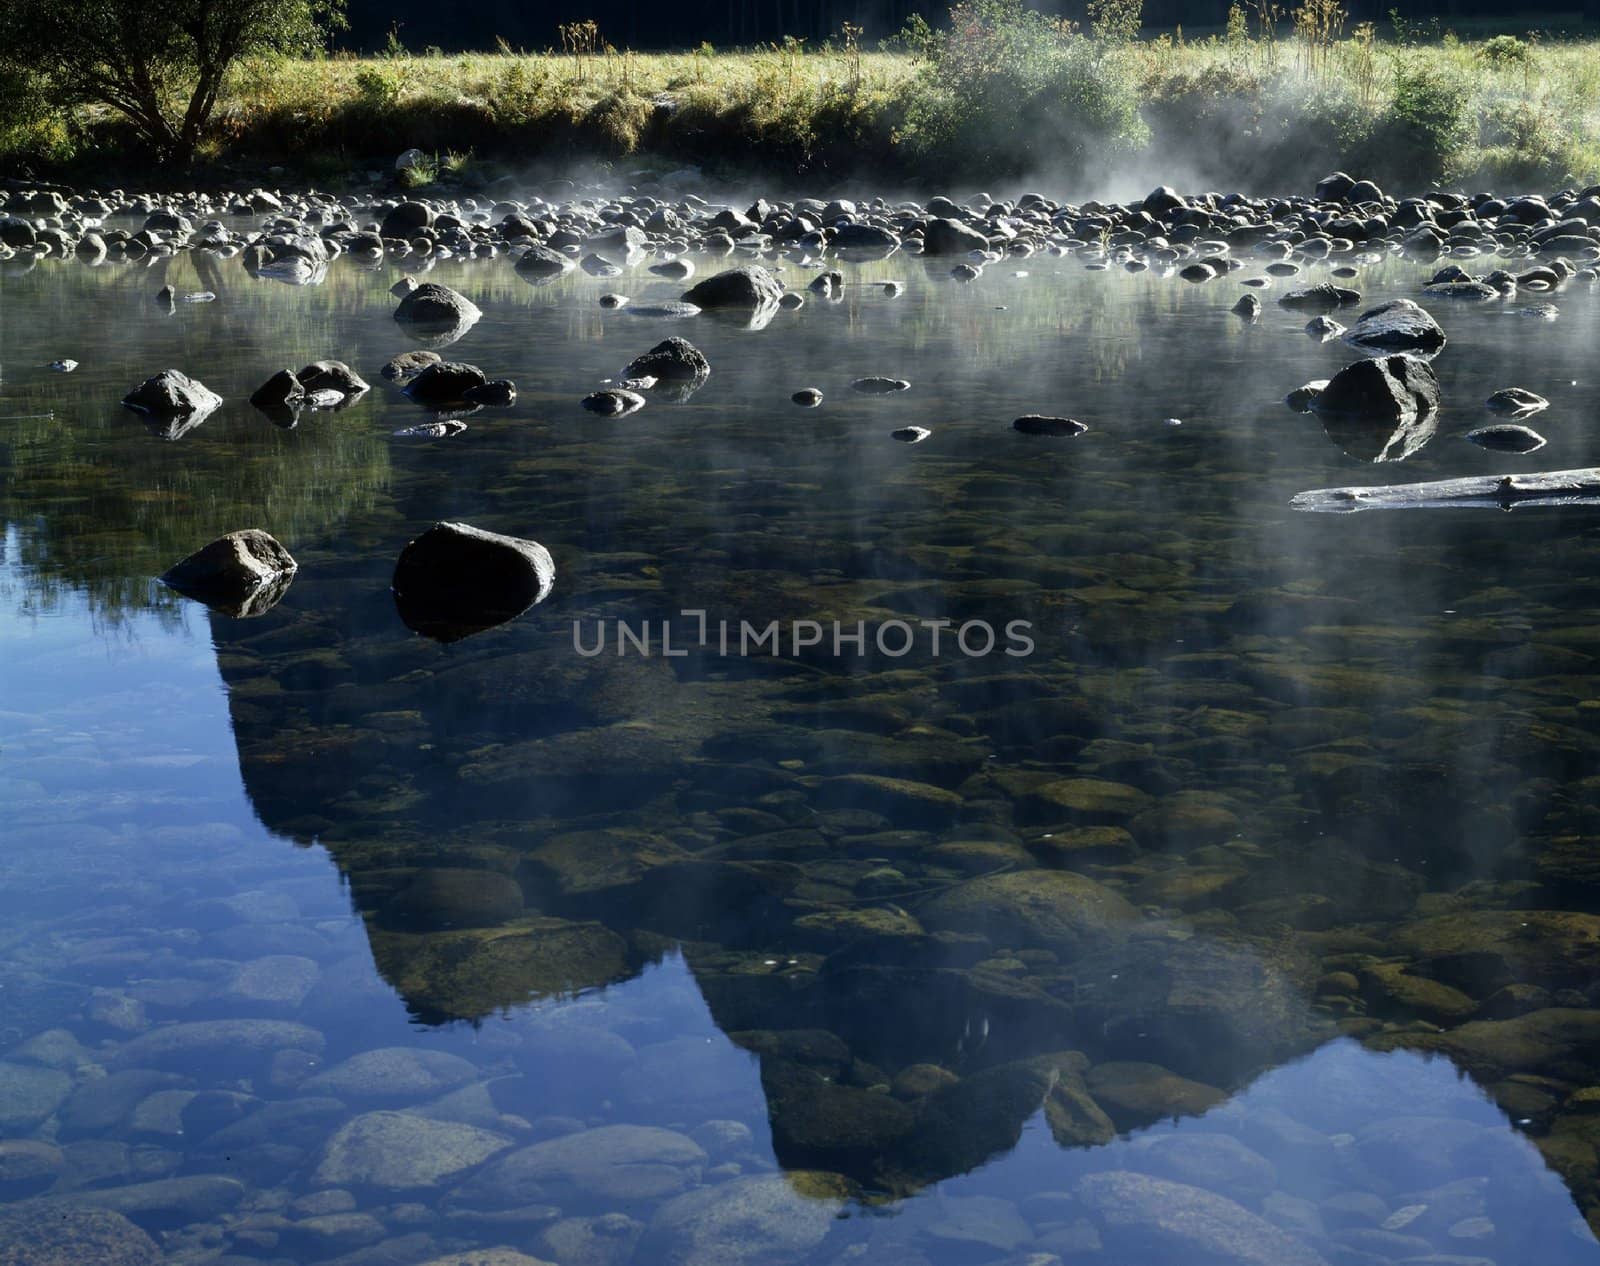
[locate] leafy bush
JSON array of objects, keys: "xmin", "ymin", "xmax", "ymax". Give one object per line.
[
  {"xmin": 1479, "ymin": 34, "xmax": 1532, "ymax": 66},
  {"xmin": 899, "ymin": 0, "xmax": 1147, "ymax": 179},
  {"xmin": 1374, "ymin": 60, "xmax": 1473, "ymax": 184}
]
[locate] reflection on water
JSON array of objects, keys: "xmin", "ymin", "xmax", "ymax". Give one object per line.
[{"xmin": 5, "ymin": 218, "xmax": 1600, "ymax": 1262}]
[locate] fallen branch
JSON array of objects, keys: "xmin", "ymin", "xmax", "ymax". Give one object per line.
[{"xmin": 1291, "ymin": 468, "xmax": 1600, "ymax": 514}]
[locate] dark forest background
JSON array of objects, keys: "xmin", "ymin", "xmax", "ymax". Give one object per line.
[{"xmin": 340, "ymin": 1, "xmax": 1600, "ymax": 53}]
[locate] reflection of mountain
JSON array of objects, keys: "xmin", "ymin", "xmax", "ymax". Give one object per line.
[{"xmin": 207, "ymin": 548, "xmax": 1600, "ymax": 1220}]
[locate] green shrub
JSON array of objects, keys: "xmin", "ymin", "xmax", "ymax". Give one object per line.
[
  {"xmin": 900, "ymin": 0, "xmax": 1147, "ymax": 179},
  {"xmin": 1366, "ymin": 59, "xmax": 1473, "ymax": 184},
  {"xmin": 1479, "ymin": 34, "xmax": 1532, "ymax": 66}
]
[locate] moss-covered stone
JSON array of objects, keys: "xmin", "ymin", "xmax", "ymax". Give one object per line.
[{"xmin": 918, "ymin": 870, "xmax": 1137, "ymax": 957}]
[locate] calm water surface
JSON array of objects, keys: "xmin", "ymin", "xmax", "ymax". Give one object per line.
[{"xmin": 4, "ymin": 205, "xmax": 1600, "ymax": 1264}]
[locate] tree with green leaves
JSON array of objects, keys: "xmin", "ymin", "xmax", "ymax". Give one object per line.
[{"xmin": 0, "ymin": 0, "xmax": 345, "ymax": 165}]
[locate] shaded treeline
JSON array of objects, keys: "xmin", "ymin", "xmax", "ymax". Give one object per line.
[{"xmin": 342, "ymin": 0, "xmax": 1598, "ymax": 53}]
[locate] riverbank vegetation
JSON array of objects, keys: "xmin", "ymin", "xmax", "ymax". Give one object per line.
[{"xmin": 3, "ymin": 1, "xmax": 1599, "ymax": 193}]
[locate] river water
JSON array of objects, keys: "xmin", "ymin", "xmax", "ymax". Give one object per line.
[{"xmin": 3, "ymin": 211, "xmax": 1600, "ymax": 1265}]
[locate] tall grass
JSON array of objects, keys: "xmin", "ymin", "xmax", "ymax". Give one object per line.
[{"xmin": 3, "ymin": 8, "xmax": 1599, "ymax": 193}]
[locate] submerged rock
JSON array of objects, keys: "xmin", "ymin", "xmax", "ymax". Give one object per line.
[
  {"xmin": 890, "ymin": 426, "xmax": 931, "ymax": 443},
  {"xmin": 391, "ymin": 521, "xmax": 555, "ymax": 643},
  {"xmin": 791, "ymin": 388, "xmax": 823, "ymax": 407},
  {"xmin": 918, "ymin": 870, "xmax": 1136, "ymax": 957},
  {"xmin": 1076, "ymin": 1171, "xmax": 1329, "ymax": 1266},
  {"xmin": 0, "ymin": 1204, "xmax": 159, "ymax": 1265},
  {"xmin": 160, "ymin": 529, "xmax": 297, "ymax": 618},
  {"xmin": 314, "ymin": 1111, "xmax": 511, "ymax": 1190},
  {"xmin": 249, "ymin": 369, "xmax": 304, "ymax": 413},
  {"xmin": 455, "ymin": 1124, "xmax": 706, "ymax": 1207},
  {"xmin": 641, "ymin": 1174, "xmax": 842, "ymax": 1266}
]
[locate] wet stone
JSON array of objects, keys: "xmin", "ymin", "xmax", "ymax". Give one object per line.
[
  {"xmin": 0, "ymin": 1061, "xmax": 72, "ymax": 1132},
  {"xmin": 314, "ymin": 1111, "xmax": 512, "ymax": 1190},
  {"xmin": 453, "ymin": 1124, "xmax": 707, "ymax": 1207},
  {"xmin": 304, "ymin": 1047, "xmax": 480, "ymax": 1102}
]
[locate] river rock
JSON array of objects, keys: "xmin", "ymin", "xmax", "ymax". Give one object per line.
[
  {"xmin": 1466, "ymin": 424, "xmax": 1545, "ymax": 452},
  {"xmin": 890, "ymin": 426, "xmax": 931, "ymax": 443},
  {"xmin": 297, "ymin": 360, "xmax": 369, "ymax": 398},
  {"xmin": 464, "ymin": 378, "xmax": 517, "ymax": 406},
  {"xmin": 403, "ymin": 361, "xmax": 488, "ymax": 405},
  {"xmin": 453, "ymin": 1124, "xmax": 706, "ymax": 1206},
  {"xmin": 0, "ymin": 1205, "xmax": 159, "ymax": 1265},
  {"xmin": 792, "ymin": 388, "xmax": 823, "ymax": 407},
  {"xmin": 395, "ymin": 282, "xmax": 483, "ymax": 327},
  {"xmin": 923, "ymin": 217, "xmax": 990, "ymax": 256},
  {"xmin": 851, "ymin": 377, "xmax": 910, "ymax": 393},
  {"xmin": 1343, "ymin": 298, "xmax": 1446, "ymax": 353},
  {"xmin": 1278, "ymin": 284, "xmax": 1360, "ymax": 311},
  {"xmin": 314, "ymin": 1111, "xmax": 511, "ymax": 1190},
  {"xmin": 1311, "ymin": 355, "xmax": 1440, "ymax": 421},
  {"xmin": 305, "ymin": 1047, "xmax": 479, "ymax": 1102},
  {"xmin": 111, "ymin": 1020, "xmax": 325, "ymax": 1070},
  {"xmin": 382, "ymin": 350, "xmax": 443, "ymax": 380},
  {"xmin": 624, "ymin": 337, "xmax": 709, "ymax": 382},
  {"xmin": 159, "ymin": 529, "xmax": 297, "ymax": 617},
  {"xmin": 682, "ymin": 265, "xmax": 783, "ymax": 309},
  {"xmin": 515, "ymin": 244, "xmax": 576, "ymax": 281},
  {"xmin": 121, "ymin": 369, "xmax": 221, "ymax": 418},
  {"xmin": 918, "ymin": 870, "xmax": 1136, "ymax": 956},
  {"xmin": 582, "ymin": 389, "xmax": 646, "ymax": 417},
  {"xmin": 249, "ymin": 369, "xmax": 304, "ymax": 411},
  {"xmin": 0, "ymin": 1062, "xmax": 72, "ymax": 1132},
  {"xmin": 1076, "ymin": 1171, "xmax": 1329, "ymax": 1266},
  {"xmin": 391, "ymin": 521, "xmax": 555, "ymax": 642},
  {"xmin": 1013, "ymin": 415, "xmax": 1086, "ymax": 437},
  {"xmin": 62, "ymin": 1175, "xmax": 245, "ymax": 1227},
  {"xmin": 1486, "ymin": 386, "xmax": 1548, "ymax": 414},
  {"xmin": 641, "ymin": 1174, "xmax": 842, "ymax": 1266}
]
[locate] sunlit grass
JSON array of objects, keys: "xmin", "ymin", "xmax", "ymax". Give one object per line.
[{"xmin": 7, "ymin": 28, "xmax": 1600, "ymax": 190}]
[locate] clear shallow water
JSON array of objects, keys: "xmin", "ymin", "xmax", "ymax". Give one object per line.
[{"xmin": 5, "ymin": 218, "xmax": 1600, "ymax": 1264}]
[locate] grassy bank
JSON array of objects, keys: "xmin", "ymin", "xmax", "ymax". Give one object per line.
[{"xmin": 6, "ymin": 7, "xmax": 1600, "ymax": 194}]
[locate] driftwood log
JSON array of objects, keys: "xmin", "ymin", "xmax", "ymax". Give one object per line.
[{"xmin": 1291, "ymin": 468, "xmax": 1600, "ymax": 514}]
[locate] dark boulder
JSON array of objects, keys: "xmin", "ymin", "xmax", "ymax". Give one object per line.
[
  {"xmin": 121, "ymin": 369, "xmax": 222, "ymax": 418},
  {"xmin": 1342, "ymin": 299, "xmax": 1446, "ymax": 353},
  {"xmin": 1014, "ymin": 415, "xmax": 1087, "ymax": 437},
  {"xmin": 249, "ymin": 370, "xmax": 305, "ymax": 411},
  {"xmin": 515, "ymin": 244, "xmax": 576, "ymax": 281},
  {"xmin": 1311, "ymin": 355, "xmax": 1440, "ymax": 422},
  {"xmin": 392, "ymin": 521, "xmax": 556, "ymax": 642},
  {"xmin": 161, "ymin": 529, "xmax": 297, "ymax": 618},
  {"xmin": 403, "ymin": 362, "xmax": 488, "ymax": 405},
  {"xmin": 394, "ymin": 283, "xmax": 482, "ymax": 326},
  {"xmin": 379, "ymin": 200, "xmax": 433, "ymax": 239},
  {"xmin": 681, "ymin": 266, "xmax": 783, "ymax": 309},
  {"xmin": 922, "ymin": 217, "xmax": 990, "ymax": 255}
]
